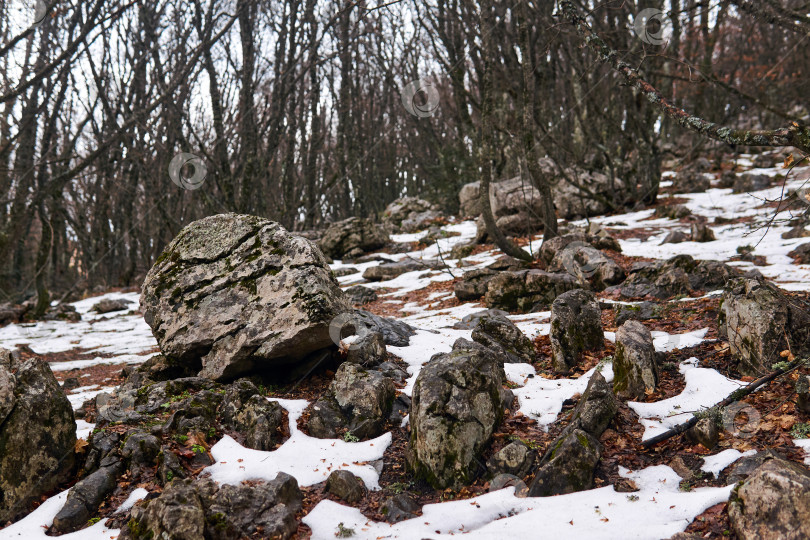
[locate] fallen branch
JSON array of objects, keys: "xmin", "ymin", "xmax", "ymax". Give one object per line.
[{"xmin": 641, "ymin": 357, "xmax": 807, "ymax": 447}]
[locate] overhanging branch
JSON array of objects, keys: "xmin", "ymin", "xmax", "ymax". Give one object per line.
[{"xmin": 558, "ymin": 1, "xmax": 810, "ymax": 155}]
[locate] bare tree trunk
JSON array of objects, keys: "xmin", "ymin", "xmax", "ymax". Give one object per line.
[
  {"xmin": 516, "ymin": 0, "xmax": 557, "ymax": 244},
  {"xmin": 478, "ymin": 0, "xmax": 532, "ymax": 262}
]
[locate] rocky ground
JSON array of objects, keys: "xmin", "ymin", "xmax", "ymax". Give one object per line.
[{"xmin": 1, "ymin": 153, "xmax": 810, "ymax": 539}]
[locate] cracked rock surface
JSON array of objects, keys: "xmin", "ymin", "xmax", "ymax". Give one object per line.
[{"xmin": 141, "ymin": 213, "xmax": 350, "ymax": 381}]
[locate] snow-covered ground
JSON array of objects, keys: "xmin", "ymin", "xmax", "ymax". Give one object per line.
[{"xmin": 1, "ymin": 156, "xmax": 808, "ymax": 539}]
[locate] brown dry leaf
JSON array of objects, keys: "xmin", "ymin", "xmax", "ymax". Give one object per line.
[
  {"xmin": 779, "ymin": 415, "xmax": 797, "ymax": 430},
  {"xmin": 784, "ymin": 154, "xmax": 795, "ymax": 168},
  {"xmin": 75, "ymin": 438, "xmax": 89, "ymax": 453}
]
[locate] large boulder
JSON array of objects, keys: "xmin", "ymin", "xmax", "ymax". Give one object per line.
[
  {"xmin": 485, "ymin": 269, "xmax": 577, "ymax": 313},
  {"xmin": 471, "ymin": 315, "xmax": 535, "ymax": 364},
  {"xmin": 550, "ymin": 289, "xmax": 604, "ymax": 372},
  {"xmin": 728, "ymin": 458, "xmax": 810, "ymax": 540},
  {"xmin": 0, "ymin": 351, "xmax": 76, "ymax": 523},
  {"xmin": 141, "ymin": 214, "xmax": 350, "ymax": 381},
  {"xmin": 458, "ymin": 165, "xmax": 621, "ymax": 223},
  {"xmin": 121, "ymin": 474, "xmax": 302, "ymax": 540},
  {"xmin": 537, "ymin": 231, "xmax": 622, "ymax": 265},
  {"xmin": 317, "ymin": 217, "xmax": 390, "ymax": 259},
  {"xmin": 612, "ymin": 321, "xmax": 658, "ymax": 400},
  {"xmin": 408, "ymin": 340, "xmax": 506, "ymax": 489},
  {"xmin": 720, "ymin": 278, "xmax": 810, "ymax": 376},
  {"xmin": 383, "ymin": 197, "xmax": 443, "ymax": 232},
  {"xmin": 549, "ymin": 242, "xmax": 625, "ymax": 291},
  {"xmin": 609, "ymin": 254, "xmax": 737, "ymax": 299},
  {"xmin": 459, "ymin": 182, "xmax": 483, "ymax": 217}
]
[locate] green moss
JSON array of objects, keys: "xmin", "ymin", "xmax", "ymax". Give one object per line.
[{"xmin": 126, "ymin": 518, "xmax": 154, "ymax": 539}]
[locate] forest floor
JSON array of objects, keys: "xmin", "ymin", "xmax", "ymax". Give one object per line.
[{"xmin": 1, "ymin": 154, "xmax": 810, "ymax": 539}]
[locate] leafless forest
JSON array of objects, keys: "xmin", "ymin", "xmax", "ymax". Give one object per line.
[{"xmin": 1, "ymin": 1, "xmax": 808, "ymax": 310}]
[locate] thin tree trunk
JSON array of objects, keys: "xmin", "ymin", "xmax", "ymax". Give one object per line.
[{"xmin": 478, "ymin": 0, "xmax": 532, "ymax": 262}]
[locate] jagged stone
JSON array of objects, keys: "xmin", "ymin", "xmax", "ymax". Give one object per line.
[
  {"xmin": 317, "ymin": 217, "xmax": 390, "ymax": 259},
  {"xmin": 485, "ymin": 269, "xmax": 577, "ymax": 313},
  {"xmin": 471, "ymin": 315, "xmax": 535, "ymax": 364},
  {"xmin": 720, "ymin": 278, "xmax": 810, "ymax": 375},
  {"xmin": 346, "ymin": 331, "xmax": 387, "ymax": 367},
  {"xmin": 550, "ymin": 243, "xmax": 625, "ymax": 291},
  {"xmin": 454, "ymin": 268, "xmax": 498, "ymax": 301},
  {"xmin": 612, "ymin": 321, "xmax": 658, "ymax": 400},
  {"xmin": 528, "ymin": 428, "xmax": 601, "ymax": 497},
  {"xmin": 308, "ymin": 362, "xmax": 395, "ymax": 440},
  {"xmin": 550, "ymin": 289, "xmax": 604, "ymax": 372},
  {"xmin": 486, "ymin": 441, "xmax": 535, "ymax": 478},
  {"xmin": 121, "ymin": 474, "xmax": 302, "ymax": 540},
  {"xmin": 0, "ymin": 354, "xmax": 76, "ymax": 522},
  {"xmin": 325, "ymin": 470, "xmax": 366, "ymax": 504},
  {"xmin": 408, "ymin": 341, "xmax": 505, "ymax": 489},
  {"xmin": 729, "ymin": 458, "xmax": 810, "ymax": 540}
]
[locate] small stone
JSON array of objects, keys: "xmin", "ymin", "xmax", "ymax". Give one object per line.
[
  {"xmin": 486, "ymin": 441, "xmax": 535, "ymax": 478},
  {"xmin": 660, "ymin": 230, "xmax": 689, "ymax": 244},
  {"xmin": 325, "ymin": 470, "xmax": 366, "ymax": 504},
  {"xmin": 690, "ymin": 222, "xmax": 716, "ymax": 242},
  {"xmin": 381, "ymin": 494, "xmax": 420, "ymax": 523},
  {"xmin": 471, "ymin": 315, "xmax": 535, "ymax": 364},
  {"xmin": 687, "ymin": 417, "xmax": 719, "ymax": 449},
  {"xmin": 346, "ymin": 331, "xmax": 386, "ymax": 367},
  {"xmin": 344, "ymin": 285, "xmax": 377, "ymax": 305},
  {"xmin": 91, "ymin": 298, "xmax": 131, "ymax": 313},
  {"xmin": 488, "ymin": 473, "xmax": 529, "ymax": 497}
]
